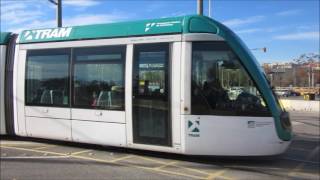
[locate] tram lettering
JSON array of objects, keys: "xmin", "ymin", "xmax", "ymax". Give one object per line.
[
  {"xmin": 58, "ymin": 28, "xmax": 72, "ymax": 38},
  {"xmin": 49, "ymin": 29, "xmax": 59, "ymax": 38},
  {"xmin": 40, "ymin": 30, "xmax": 52, "ymax": 39},
  {"xmin": 34, "ymin": 30, "xmax": 42, "ymax": 39},
  {"xmin": 189, "ymin": 134, "xmax": 200, "ymax": 137},
  {"xmin": 24, "ymin": 27, "xmax": 72, "ymax": 40}
]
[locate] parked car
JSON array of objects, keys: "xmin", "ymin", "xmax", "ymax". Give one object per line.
[
  {"xmin": 275, "ymin": 90, "xmax": 290, "ymax": 97},
  {"xmin": 289, "ymin": 90, "xmax": 300, "ymax": 96}
]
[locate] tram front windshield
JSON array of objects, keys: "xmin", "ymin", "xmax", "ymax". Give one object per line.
[{"xmin": 191, "ymin": 42, "xmax": 271, "ymax": 117}]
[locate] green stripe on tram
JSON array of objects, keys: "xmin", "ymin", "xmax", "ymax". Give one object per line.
[
  {"xmin": 0, "ymin": 32, "xmax": 12, "ymax": 45},
  {"xmin": 19, "ymin": 16, "xmax": 184, "ymax": 43},
  {"xmin": 18, "ymin": 15, "xmax": 221, "ymax": 43}
]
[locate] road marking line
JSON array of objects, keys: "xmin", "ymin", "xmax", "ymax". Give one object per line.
[
  {"xmin": 134, "ymin": 155, "xmax": 168, "ymax": 164},
  {"xmin": 72, "ymin": 154, "xmax": 205, "ymax": 179},
  {"xmin": 135, "ymin": 155, "xmax": 210, "ymax": 176},
  {"xmin": 217, "ymin": 176, "xmax": 234, "ymax": 180},
  {"xmin": 154, "ymin": 161, "xmax": 177, "ymax": 169},
  {"xmin": 0, "ymin": 145, "xmax": 67, "ymax": 156},
  {"xmin": 173, "ymin": 164, "xmax": 210, "ymax": 176},
  {"xmin": 109, "ymin": 155, "xmax": 133, "ymax": 163},
  {"xmin": 137, "ymin": 166, "xmax": 207, "ymax": 179},
  {"xmin": 32, "ymin": 145, "xmax": 57, "ymax": 150},
  {"xmin": 0, "ymin": 145, "xmax": 219, "ymax": 179},
  {"xmin": 71, "ymin": 149, "xmax": 92, "ymax": 156},
  {"xmin": 206, "ymin": 169, "xmax": 226, "ymax": 180},
  {"xmin": 0, "ymin": 141, "xmax": 41, "ymax": 145},
  {"xmin": 289, "ymin": 145, "xmax": 320, "ymax": 177},
  {"xmin": 150, "ymin": 170, "xmax": 191, "ymax": 179},
  {"xmin": 0, "ymin": 156, "xmax": 68, "ymax": 159},
  {"xmin": 206, "ymin": 169, "xmax": 232, "ymax": 180},
  {"xmin": 71, "ymin": 154, "xmax": 112, "ymax": 163}
]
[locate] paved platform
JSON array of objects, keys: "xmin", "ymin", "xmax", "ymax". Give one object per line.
[
  {"xmin": 1, "ymin": 111, "xmax": 319, "ymax": 180},
  {"xmin": 280, "ymin": 99, "xmax": 319, "ymax": 112}
]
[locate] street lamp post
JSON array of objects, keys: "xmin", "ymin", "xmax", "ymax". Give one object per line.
[
  {"xmin": 48, "ymin": 0, "xmax": 62, "ymax": 27},
  {"xmin": 197, "ymin": 0, "xmax": 203, "ymax": 15},
  {"xmin": 208, "ymin": 0, "xmax": 212, "ymax": 17}
]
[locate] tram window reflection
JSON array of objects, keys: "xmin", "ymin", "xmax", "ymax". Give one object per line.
[
  {"xmin": 191, "ymin": 42, "xmax": 271, "ymax": 116},
  {"xmin": 25, "ymin": 49, "xmax": 70, "ymax": 107},
  {"xmin": 73, "ymin": 46, "xmax": 125, "ymax": 110}
]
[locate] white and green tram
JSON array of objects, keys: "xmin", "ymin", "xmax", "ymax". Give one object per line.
[{"xmin": 0, "ymin": 15, "xmax": 292, "ymax": 156}]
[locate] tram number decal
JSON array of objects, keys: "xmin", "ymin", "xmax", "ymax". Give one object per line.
[{"xmin": 188, "ymin": 120, "xmax": 200, "ymax": 137}]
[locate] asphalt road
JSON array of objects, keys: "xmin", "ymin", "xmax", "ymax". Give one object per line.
[{"xmin": 0, "ymin": 111, "xmax": 319, "ymax": 180}]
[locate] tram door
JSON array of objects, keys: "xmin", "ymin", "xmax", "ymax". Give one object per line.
[{"xmin": 132, "ymin": 43, "xmax": 171, "ymax": 146}]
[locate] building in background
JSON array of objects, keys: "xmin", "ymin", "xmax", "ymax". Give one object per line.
[{"xmin": 262, "ymin": 53, "xmax": 320, "ymax": 88}]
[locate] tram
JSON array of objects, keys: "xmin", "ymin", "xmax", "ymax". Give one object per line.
[{"xmin": 0, "ymin": 15, "xmax": 292, "ymax": 156}]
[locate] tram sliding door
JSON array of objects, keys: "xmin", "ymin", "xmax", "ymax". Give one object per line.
[
  {"xmin": 132, "ymin": 43, "xmax": 171, "ymax": 146},
  {"xmin": 71, "ymin": 46, "xmax": 126, "ymax": 146}
]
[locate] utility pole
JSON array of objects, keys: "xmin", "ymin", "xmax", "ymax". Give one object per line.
[
  {"xmin": 311, "ymin": 67, "xmax": 314, "ymax": 87},
  {"xmin": 57, "ymin": 0, "xmax": 62, "ymax": 27},
  {"xmin": 208, "ymin": 0, "xmax": 212, "ymax": 17},
  {"xmin": 293, "ymin": 64, "xmax": 296, "ymax": 87},
  {"xmin": 308, "ymin": 64, "xmax": 311, "ymax": 88},
  {"xmin": 48, "ymin": 0, "xmax": 62, "ymax": 27},
  {"xmin": 197, "ymin": 0, "xmax": 203, "ymax": 15}
]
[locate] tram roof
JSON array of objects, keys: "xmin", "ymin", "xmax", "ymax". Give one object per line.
[
  {"xmin": 19, "ymin": 15, "xmax": 220, "ymax": 44},
  {"xmin": 0, "ymin": 32, "xmax": 12, "ymax": 45}
]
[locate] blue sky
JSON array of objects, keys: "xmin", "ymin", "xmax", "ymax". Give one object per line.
[{"xmin": 1, "ymin": 0, "xmax": 319, "ymax": 63}]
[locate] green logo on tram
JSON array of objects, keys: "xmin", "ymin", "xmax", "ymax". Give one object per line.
[
  {"xmin": 144, "ymin": 21, "xmax": 181, "ymax": 32},
  {"xmin": 188, "ymin": 120, "xmax": 200, "ymax": 137}
]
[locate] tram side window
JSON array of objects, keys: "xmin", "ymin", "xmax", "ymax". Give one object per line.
[
  {"xmin": 73, "ymin": 46, "xmax": 125, "ymax": 110},
  {"xmin": 191, "ymin": 42, "xmax": 271, "ymax": 116},
  {"xmin": 25, "ymin": 49, "xmax": 70, "ymax": 106}
]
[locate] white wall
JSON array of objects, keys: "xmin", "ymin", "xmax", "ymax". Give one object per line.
[{"xmin": 0, "ymin": 45, "xmax": 7, "ymax": 134}]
